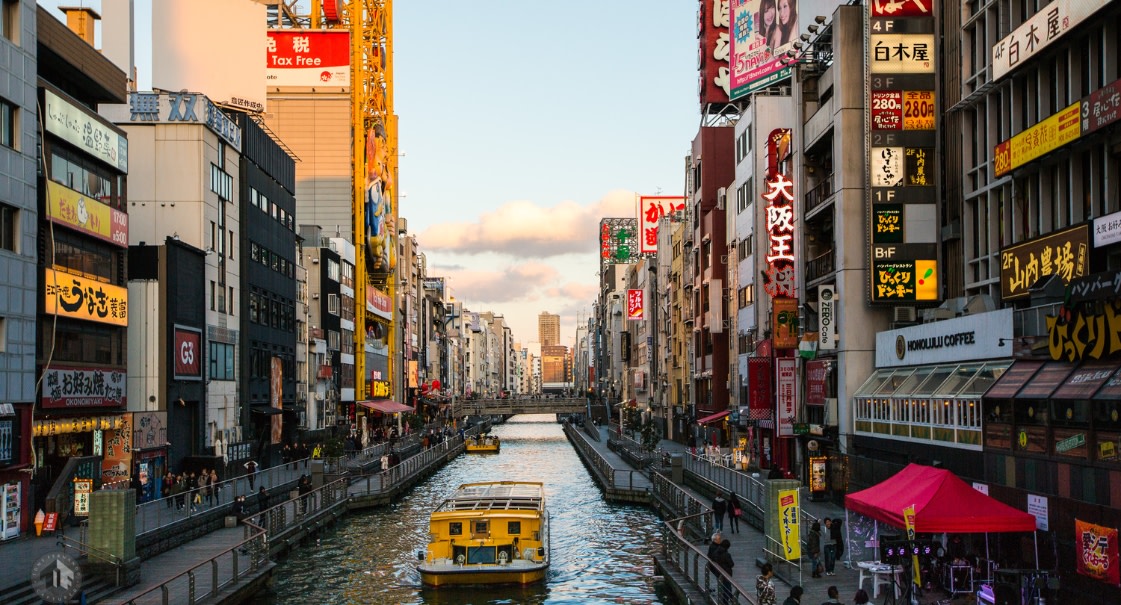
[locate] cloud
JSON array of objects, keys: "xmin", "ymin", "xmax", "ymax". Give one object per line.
[
  {"xmin": 442, "ymin": 261, "xmax": 560, "ymax": 303},
  {"xmin": 416, "ymin": 190, "xmax": 636, "ymax": 257},
  {"xmin": 543, "ymin": 282, "xmax": 599, "ymax": 302}
]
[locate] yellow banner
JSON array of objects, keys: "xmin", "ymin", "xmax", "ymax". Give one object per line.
[
  {"xmin": 994, "ymin": 102, "xmax": 1081, "ymax": 177},
  {"xmin": 46, "ymin": 181, "xmax": 129, "ymax": 247},
  {"xmin": 44, "ymin": 268, "xmax": 128, "ymax": 326},
  {"xmin": 778, "ymin": 489, "xmax": 801, "ymax": 561},
  {"xmin": 903, "ymin": 505, "xmax": 921, "ymax": 586}
]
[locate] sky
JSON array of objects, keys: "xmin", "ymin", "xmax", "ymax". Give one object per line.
[{"xmin": 40, "ymin": 0, "xmax": 701, "ymax": 347}]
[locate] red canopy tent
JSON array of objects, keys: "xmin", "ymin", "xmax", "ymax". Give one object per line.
[{"xmin": 845, "ymin": 463, "xmax": 1036, "ymax": 533}]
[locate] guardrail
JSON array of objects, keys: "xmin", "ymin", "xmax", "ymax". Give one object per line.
[
  {"xmin": 563, "ymin": 423, "xmax": 649, "ymax": 494},
  {"xmin": 660, "ymin": 513, "xmax": 757, "ymax": 605},
  {"xmin": 762, "ymin": 532, "xmax": 803, "ymax": 584},
  {"xmin": 255, "ymin": 477, "xmax": 350, "ymax": 542},
  {"xmin": 58, "ymin": 531, "xmax": 126, "ymax": 586},
  {"xmin": 347, "ymin": 437, "xmax": 464, "ymax": 497},
  {"xmin": 683, "ymin": 454, "xmax": 768, "ymax": 531},
  {"xmin": 116, "ymin": 521, "xmax": 269, "ymax": 605}
]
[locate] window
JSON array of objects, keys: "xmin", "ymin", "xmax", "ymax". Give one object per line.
[
  {"xmin": 0, "ymin": 202, "xmax": 16, "ymax": 252},
  {"xmin": 0, "ymin": 98, "xmax": 13, "ymax": 148},
  {"xmin": 210, "ymin": 163, "xmax": 232, "ymax": 200},
  {"xmin": 508, "ymin": 521, "xmax": 521, "ymax": 535},
  {"xmin": 327, "ymin": 259, "xmax": 340, "ymax": 281},
  {"xmin": 0, "ymin": 419, "xmax": 12, "ymax": 464},
  {"xmin": 449, "ymin": 522, "xmax": 463, "ymax": 536},
  {"xmin": 210, "ymin": 281, "xmax": 216, "ymax": 310},
  {"xmin": 248, "ymin": 292, "xmax": 259, "ymax": 323},
  {"xmin": 228, "ymin": 230, "xmax": 234, "ymax": 260},
  {"xmin": 2, "ymin": 0, "xmax": 18, "ymax": 43},
  {"xmin": 209, "ymin": 341, "xmax": 235, "ymax": 380},
  {"xmin": 328, "ymin": 293, "xmax": 339, "ymax": 315},
  {"xmin": 228, "ymin": 287, "xmax": 234, "ymax": 315}
]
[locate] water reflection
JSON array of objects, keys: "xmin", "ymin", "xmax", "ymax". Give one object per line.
[{"xmin": 264, "ymin": 416, "xmax": 671, "ymax": 604}]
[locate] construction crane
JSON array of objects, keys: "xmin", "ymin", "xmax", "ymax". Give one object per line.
[{"xmin": 267, "ymin": 0, "xmax": 398, "ymax": 415}]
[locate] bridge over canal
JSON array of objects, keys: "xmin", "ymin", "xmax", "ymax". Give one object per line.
[{"xmin": 451, "ymin": 396, "xmax": 587, "ymax": 417}]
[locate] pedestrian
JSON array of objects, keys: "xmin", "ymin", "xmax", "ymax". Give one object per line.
[
  {"xmin": 244, "ymin": 459, "xmax": 258, "ymax": 490},
  {"xmin": 257, "ymin": 486, "xmax": 269, "ymax": 514},
  {"xmin": 728, "ymin": 491, "xmax": 743, "ymax": 534},
  {"xmin": 782, "ymin": 585, "xmax": 804, "ymax": 605},
  {"xmin": 853, "ymin": 588, "xmax": 870, "ymax": 605},
  {"xmin": 830, "ymin": 517, "xmax": 846, "ymax": 569},
  {"xmin": 232, "ymin": 495, "xmax": 247, "ymax": 523},
  {"xmin": 189, "ymin": 471, "xmax": 201, "ymax": 511},
  {"xmin": 175, "ymin": 474, "xmax": 187, "ymax": 511},
  {"xmin": 823, "ymin": 518, "xmax": 837, "ymax": 575},
  {"xmin": 757, "ymin": 562, "xmax": 777, "ymax": 605},
  {"xmin": 164, "ymin": 472, "xmax": 174, "ymax": 508},
  {"xmin": 204, "ymin": 469, "xmax": 215, "ymax": 506},
  {"xmin": 706, "ymin": 531, "xmax": 724, "ymax": 569},
  {"xmin": 820, "ymin": 585, "xmax": 842, "ymax": 605},
  {"xmin": 714, "ymin": 538, "xmax": 735, "ymax": 605},
  {"xmin": 808, "ymin": 521, "xmax": 823, "ymax": 578},
  {"xmin": 712, "ymin": 491, "xmax": 728, "ymax": 531},
  {"xmin": 210, "ymin": 469, "xmax": 221, "ymax": 505}
]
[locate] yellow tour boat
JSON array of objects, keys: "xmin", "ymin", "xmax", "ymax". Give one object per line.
[
  {"xmin": 465, "ymin": 433, "xmax": 501, "ymax": 453},
  {"xmin": 417, "ymin": 481, "xmax": 549, "ymax": 586}
]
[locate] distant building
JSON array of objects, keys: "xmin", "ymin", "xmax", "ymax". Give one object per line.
[{"xmin": 538, "ymin": 312, "xmax": 560, "ymax": 347}]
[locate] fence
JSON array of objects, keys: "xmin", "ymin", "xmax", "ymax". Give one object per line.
[
  {"xmin": 563, "ymin": 424, "xmax": 649, "ymax": 494},
  {"xmin": 255, "ymin": 477, "xmax": 350, "ymax": 542},
  {"xmin": 683, "ymin": 453, "xmax": 768, "ymax": 531},
  {"xmin": 347, "ymin": 436, "xmax": 466, "ymax": 497},
  {"xmin": 660, "ymin": 513, "xmax": 757, "ymax": 605}
]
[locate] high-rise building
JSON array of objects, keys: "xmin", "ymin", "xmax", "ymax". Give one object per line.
[{"xmin": 538, "ymin": 312, "xmax": 560, "ymax": 347}]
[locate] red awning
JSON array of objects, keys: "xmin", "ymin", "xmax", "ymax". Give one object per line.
[
  {"xmin": 696, "ymin": 410, "xmax": 730, "ymax": 425},
  {"xmin": 845, "ymin": 463, "xmax": 1036, "ymax": 533},
  {"xmin": 357, "ymin": 400, "xmax": 413, "ymax": 414}
]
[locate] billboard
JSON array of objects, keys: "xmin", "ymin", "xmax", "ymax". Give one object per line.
[
  {"xmin": 266, "ymin": 30, "xmax": 350, "ymax": 89},
  {"xmin": 638, "ymin": 196, "xmax": 686, "ymax": 255},
  {"xmin": 993, "ymin": 102, "xmax": 1081, "ymax": 177},
  {"xmin": 364, "ymin": 123, "xmax": 396, "ymax": 275},
  {"xmin": 627, "ymin": 289, "xmax": 645, "ymax": 321},
  {"xmin": 46, "ymin": 181, "xmax": 129, "ymax": 248},
  {"xmin": 270, "ymin": 357, "xmax": 283, "ymax": 445},
  {"xmin": 729, "ymin": 0, "xmax": 842, "ymax": 99},
  {"xmin": 173, "ymin": 327, "xmax": 203, "ymax": 379},
  {"xmin": 44, "ymin": 268, "xmax": 128, "ymax": 327},
  {"xmin": 698, "ymin": 0, "xmax": 731, "ymax": 106},
  {"xmin": 992, "ymin": 0, "xmax": 1112, "ymax": 81},
  {"xmin": 1000, "ymin": 224, "xmax": 1089, "ymax": 301},
  {"xmin": 600, "ymin": 218, "xmax": 638, "ymax": 267},
  {"xmin": 42, "ymin": 365, "xmax": 127, "ymax": 409}
]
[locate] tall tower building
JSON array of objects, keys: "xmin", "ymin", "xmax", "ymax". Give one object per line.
[{"xmin": 538, "ymin": 312, "xmax": 560, "ymax": 347}]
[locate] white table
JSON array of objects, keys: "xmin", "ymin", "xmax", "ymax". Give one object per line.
[{"xmin": 856, "ymin": 561, "xmax": 904, "ymax": 599}]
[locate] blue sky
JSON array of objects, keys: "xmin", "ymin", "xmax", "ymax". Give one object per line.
[{"xmin": 40, "ymin": 1, "xmax": 701, "ymax": 345}]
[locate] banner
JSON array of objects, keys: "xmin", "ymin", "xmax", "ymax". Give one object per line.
[
  {"xmin": 627, "ymin": 288, "xmax": 645, "ymax": 321},
  {"xmin": 748, "ymin": 358, "xmax": 773, "ymax": 419},
  {"xmin": 270, "ymin": 357, "xmax": 283, "ymax": 445},
  {"xmin": 1076, "ymin": 519, "xmax": 1120, "ymax": 585},
  {"xmin": 778, "ymin": 489, "xmax": 801, "ymax": 561},
  {"xmin": 776, "ymin": 358, "xmax": 798, "ymax": 436},
  {"xmin": 773, "ymin": 297, "xmax": 799, "ymax": 349},
  {"xmin": 904, "ymin": 505, "xmax": 922, "ymax": 587},
  {"xmin": 173, "ymin": 327, "xmax": 202, "ymax": 379}
]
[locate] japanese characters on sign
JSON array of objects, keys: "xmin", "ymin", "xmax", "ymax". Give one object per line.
[
  {"xmin": 727, "ymin": 0, "xmax": 791, "ymax": 99},
  {"xmin": 42, "ymin": 365, "xmax": 127, "ymax": 409},
  {"xmin": 74, "ymin": 479, "xmax": 93, "ymax": 517},
  {"xmin": 763, "ymin": 171, "xmax": 797, "ymax": 298},
  {"xmin": 699, "ymin": 0, "xmax": 731, "ymax": 106},
  {"xmin": 266, "ymin": 30, "xmax": 351, "ymax": 89},
  {"xmin": 600, "ymin": 218, "xmax": 637, "ymax": 267},
  {"xmin": 778, "ymin": 489, "xmax": 801, "ymax": 561},
  {"xmin": 1000, "ymin": 224, "xmax": 1089, "ymax": 301},
  {"xmin": 43, "ymin": 89, "xmax": 129, "ymax": 172},
  {"xmin": 1082, "ymin": 78, "xmax": 1121, "ymax": 135},
  {"xmin": 638, "ymin": 196, "xmax": 686, "ymax": 255},
  {"xmin": 1075, "ymin": 518, "xmax": 1120, "ymax": 585},
  {"xmin": 868, "ymin": 3, "xmax": 940, "ymax": 305},
  {"xmin": 44, "ymin": 268, "xmax": 128, "ymax": 327},
  {"xmin": 123, "ymin": 91, "xmax": 242, "ymax": 152},
  {"xmin": 992, "ymin": 0, "xmax": 1111, "ymax": 81},
  {"xmin": 776, "ymin": 358, "xmax": 798, "ymax": 437},
  {"xmin": 748, "ymin": 358, "xmax": 773, "ymax": 419},
  {"xmin": 46, "ymin": 182, "xmax": 129, "ymax": 248},
  {"xmin": 1046, "ymin": 298, "xmax": 1121, "ymax": 362},
  {"xmin": 809, "ymin": 456, "xmax": 828, "ymax": 492},
  {"xmin": 627, "ymin": 289, "xmax": 645, "ymax": 321},
  {"xmin": 773, "ymin": 297, "xmax": 799, "ymax": 349},
  {"xmin": 993, "ymin": 102, "xmax": 1081, "ymax": 178}
]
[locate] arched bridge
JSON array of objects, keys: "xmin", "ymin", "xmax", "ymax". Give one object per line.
[{"xmin": 451, "ymin": 397, "xmax": 588, "ymax": 416}]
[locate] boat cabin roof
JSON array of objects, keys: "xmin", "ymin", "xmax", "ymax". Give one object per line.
[{"xmin": 437, "ymin": 481, "xmax": 544, "ymax": 512}]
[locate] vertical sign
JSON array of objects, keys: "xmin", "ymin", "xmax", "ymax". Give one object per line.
[
  {"xmin": 903, "ymin": 505, "xmax": 922, "ymax": 587},
  {"xmin": 763, "ymin": 149, "xmax": 796, "ymax": 298},
  {"xmin": 809, "ymin": 456, "xmax": 828, "ymax": 492},
  {"xmin": 74, "ymin": 479, "xmax": 93, "ymax": 516},
  {"xmin": 639, "ymin": 196, "xmax": 687, "ymax": 255},
  {"xmin": 818, "ymin": 284, "xmax": 836, "ymax": 349},
  {"xmin": 778, "ymin": 489, "xmax": 801, "ymax": 561},
  {"xmin": 776, "ymin": 358, "xmax": 797, "ymax": 436},
  {"xmin": 748, "ymin": 358, "xmax": 773, "ymax": 419},
  {"xmin": 772, "ymin": 297, "xmax": 799, "ymax": 349},
  {"xmin": 1076, "ymin": 519, "xmax": 1120, "ymax": 585},
  {"xmin": 270, "ymin": 357, "xmax": 283, "ymax": 445},
  {"xmin": 698, "ymin": 0, "xmax": 731, "ymax": 108},
  {"xmin": 627, "ymin": 289, "xmax": 645, "ymax": 321},
  {"xmin": 868, "ymin": 0, "xmax": 940, "ymax": 304},
  {"xmin": 1027, "ymin": 494, "xmax": 1049, "ymax": 531}
]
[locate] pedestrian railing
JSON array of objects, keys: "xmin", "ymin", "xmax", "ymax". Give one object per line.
[
  {"xmin": 347, "ymin": 437, "xmax": 464, "ymax": 497},
  {"xmin": 683, "ymin": 454, "xmax": 767, "ymax": 531},
  {"xmin": 563, "ymin": 424, "xmax": 633, "ymax": 489},
  {"xmin": 57, "ymin": 531, "xmax": 126, "ymax": 586},
  {"xmin": 660, "ymin": 512, "xmax": 757, "ymax": 605},
  {"xmin": 256, "ymin": 477, "xmax": 350, "ymax": 543},
  {"xmin": 762, "ymin": 533, "xmax": 803, "ymax": 586},
  {"xmin": 116, "ymin": 521, "xmax": 269, "ymax": 605},
  {"xmin": 650, "ymin": 473, "xmax": 711, "ymax": 539}
]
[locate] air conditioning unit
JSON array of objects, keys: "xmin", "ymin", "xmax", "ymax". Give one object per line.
[
  {"xmin": 717, "ymin": 187, "xmax": 727, "ymax": 210},
  {"xmin": 893, "ymin": 306, "xmax": 917, "ymax": 323}
]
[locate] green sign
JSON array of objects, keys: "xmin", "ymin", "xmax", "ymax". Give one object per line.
[
  {"xmin": 1056, "ymin": 433, "xmax": 1086, "ymax": 453},
  {"xmin": 793, "ymin": 423, "xmax": 810, "ymax": 436}
]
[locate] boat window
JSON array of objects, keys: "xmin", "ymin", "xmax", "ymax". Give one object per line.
[
  {"xmin": 467, "ymin": 546, "xmax": 496, "ymax": 564},
  {"xmin": 449, "ymin": 522, "xmax": 462, "ymax": 536},
  {"xmin": 508, "ymin": 521, "xmax": 521, "ymax": 535},
  {"xmin": 473, "ymin": 520, "xmax": 489, "ymax": 536}
]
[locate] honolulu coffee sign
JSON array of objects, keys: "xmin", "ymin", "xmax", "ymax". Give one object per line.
[{"xmin": 876, "ymin": 309, "xmax": 1012, "ymax": 368}]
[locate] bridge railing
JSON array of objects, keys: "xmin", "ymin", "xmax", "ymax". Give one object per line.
[
  {"xmin": 348, "ymin": 437, "xmax": 465, "ymax": 497},
  {"xmin": 660, "ymin": 512, "xmax": 757, "ymax": 605},
  {"xmin": 562, "ymin": 423, "xmax": 648, "ymax": 494},
  {"xmin": 255, "ymin": 476, "xmax": 350, "ymax": 541},
  {"xmin": 683, "ymin": 453, "xmax": 768, "ymax": 528}
]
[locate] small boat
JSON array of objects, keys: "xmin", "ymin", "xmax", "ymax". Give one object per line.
[
  {"xmin": 417, "ymin": 481, "xmax": 549, "ymax": 587},
  {"xmin": 465, "ymin": 433, "xmax": 500, "ymax": 453}
]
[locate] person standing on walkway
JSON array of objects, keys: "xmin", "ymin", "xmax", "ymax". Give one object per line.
[
  {"xmin": 820, "ymin": 585, "xmax": 842, "ymax": 605},
  {"xmin": 706, "ymin": 530, "xmax": 724, "ymax": 572},
  {"xmin": 244, "ymin": 459, "xmax": 258, "ymax": 490},
  {"xmin": 714, "ymin": 538, "xmax": 735, "ymax": 605},
  {"xmin": 257, "ymin": 486, "xmax": 269, "ymax": 520},
  {"xmin": 822, "ymin": 518, "xmax": 837, "ymax": 575},
  {"xmin": 712, "ymin": 491, "xmax": 728, "ymax": 531},
  {"xmin": 210, "ymin": 469, "xmax": 221, "ymax": 506},
  {"xmin": 782, "ymin": 585, "xmax": 804, "ymax": 605},
  {"xmin": 830, "ymin": 517, "xmax": 846, "ymax": 569},
  {"xmin": 757, "ymin": 562, "xmax": 777, "ymax": 605},
  {"xmin": 728, "ymin": 491, "xmax": 743, "ymax": 534},
  {"xmin": 808, "ymin": 521, "xmax": 823, "ymax": 577}
]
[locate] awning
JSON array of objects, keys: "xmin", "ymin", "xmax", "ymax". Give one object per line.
[
  {"xmin": 1052, "ymin": 359, "xmax": 1120, "ymax": 399},
  {"xmin": 357, "ymin": 399, "xmax": 413, "ymax": 414},
  {"xmin": 251, "ymin": 406, "xmax": 284, "ymax": 416},
  {"xmin": 696, "ymin": 410, "xmax": 730, "ymax": 424},
  {"xmin": 1016, "ymin": 362, "xmax": 1075, "ymax": 399},
  {"xmin": 984, "ymin": 359, "xmax": 1045, "ymax": 398},
  {"xmin": 0, "ymin": 403, "xmax": 15, "ymax": 416}
]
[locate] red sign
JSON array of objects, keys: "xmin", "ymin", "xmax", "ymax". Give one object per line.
[
  {"xmin": 805, "ymin": 360, "xmax": 830, "ymax": 406},
  {"xmin": 173, "ymin": 328, "xmax": 201, "ymax": 378},
  {"xmin": 871, "ymin": 91, "xmax": 903, "ymax": 130},
  {"xmin": 366, "ymin": 285, "xmax": 392, "ymax": 320},
  {"xmin": 763, "ymin": 172, "xmax": 796, "ymax": 299},
  {"xmin": 747, "ymin": 358, "xmax": 773, "ymax": 420},
  {"xmin": 639, "ymin": 196, "xmax": 686, "ymax": 255},
  {"xmin": 1076, "ymin": 519, "xmax": 1120, "ymax": 585},
  {"xmin": 698, "ymin": 0, "xmax": 730, "ymax": 107},
  {"xmin": 41, "ymin": 365, "xmax": 126, "ymax": 409},
  {"xmin": 266, "ymin": 30, "xmax": 351, "ymax": 87},
  {"xmin": 1083, "ymin": 77, "xmax": 1121, "ymax": 135},
  {"xmin": 871, "ymin": 0, "xmax": 933, "ymax": 18},
  {"xmin": 43, "ymin": 512, "xmax": 58, "ymax": 533},
  {"xmin": 627, "ymin": 289, "xmax": 645, "ymax": 321}
]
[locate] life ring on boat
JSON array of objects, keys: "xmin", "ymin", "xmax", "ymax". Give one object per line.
[
  {"xmin": 498, "ymin": 551, "xmax": 508, "ymax": 564},
  {"xmin": 523, "ymin": 547, "xmax": 536, "ymax": 561},
  {"xmin": 456, "ymin": 554, "xmax": 465, "ymax": 565}
]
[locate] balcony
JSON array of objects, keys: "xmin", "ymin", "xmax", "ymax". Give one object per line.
[
  {"xmin": 805, "ymin": 249, "xmax": 835, "ymax": 283},
  {"xmin": 804, "ymin": 173, "xmax": 835, "ymax": 215}
]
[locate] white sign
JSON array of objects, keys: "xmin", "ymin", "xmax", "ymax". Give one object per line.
[
  {"xmin": 818, "ymin": 284, "xmax": 837, "ymax": 350},
  {"xmin": 43, "ymin": 90, "xmax": 129, "ymax": 172},
  {"xmin": 776, "ymin": 358, "xmax": 798, "ymax": 437},
  {"xmin": 875, "ymin": 308, "xmax": 1013, "ymax": 367},
  {"xmin": 972, "ymin": 482, "xmax": 989, "ymax": 495},
  {"xmin": 991, "ymin": 0, "xmax": 1112, "ymax": 81},
  {"xmin": 1027, "ymin": 494, "xmax": 1049, "ymax": 531},
  {"xmin": 1093, "ymin": 210, "xmax": 1121, "ymax": 248}
]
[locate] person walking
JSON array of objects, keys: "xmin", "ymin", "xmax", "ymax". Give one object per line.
[
  {"xmin": 712, "ymin": 491, "xmax": 728, "ymax": 531},
  {"xmin": 244, "ymin": 459, "xmax": 258, "ymax": 490},
  {"xmin": 757, "ymin": 562, "xmax": 777, "ymax": 605},
  {"xmin": 808, "ymin": 521, "xmax": 823, "ymax": 578},
  {"xmin": 822, "ymin": 518, "xmax": 837, "ymax": 575},
  {"xmin": 163, "ymin": 472, "xmax": 174, "ymax": 509},
  {"xmin": 728, "ymin": 491, "xmax": 743, "ymax": 534},
  {"xmin": 830, "ymin": 517, "xmax": 846, "ymax": 569},
  {"xmin": 820, "ymin": 585, "xmax": 842, "ymax": 605},
  {"xmin": 175, "ymin": 474, "xmax": 187, "ymax": 511},
  {"xmin": 257, "ymin": 486, "xmax": 269, "ymax": 516},
  {"xmin": 209, "ymin": 469, "xmax": 221, "ymax": 506},
  {"xmin": 714, "ymin": 538, "xmax": 735, "ymax": 605},
  {"xmin": 706, "ymin": 531, "xmax": 724, "ymax": 569},
  {"xmin": 782, "ymin": 585, "xmax": 804, "ymax": 605}
]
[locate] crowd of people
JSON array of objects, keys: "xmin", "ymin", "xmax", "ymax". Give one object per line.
[{"xmin": 161, "ymin": 468, "xmax": 222, "ymax": 512}]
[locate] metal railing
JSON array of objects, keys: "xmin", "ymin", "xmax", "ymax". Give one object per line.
[
  {"xmin": 117, "ymin": 521, "xmax": 269, "ymax": 605},
  {"xmin": 804, "ymin": 172, "xmax": 834, "ymax": 214},
  {"xmin": 762, "ymin": 533, "xmax": 803, "ymax": 585},
  {"xmin": 683, "ymin": 454, "xmax": 768, "ymax": 530},
  {"xmin": 347, "ymin": 435, "xmax": 468, "ymax": 497},
  {"xmin": 255, "ymin": 477, "xmax": 350, "ymax": 541},
  {"xmin": 562, "ymin": 423, "xmax": 647, "ymax": 494},
  {"xmin": 57, "ymin": 532, "xmax": 126, "ymax": 587},
  {"xmin": 661, "ymin": 512, "xmax": 757, "ymax": 605}
]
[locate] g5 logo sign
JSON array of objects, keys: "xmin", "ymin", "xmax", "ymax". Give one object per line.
[{"xmin": 180, "ymin": 340, "xmax": 196, "ymax": 366}]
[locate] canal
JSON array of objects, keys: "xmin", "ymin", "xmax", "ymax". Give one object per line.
[{"xmin": 262, "ymin": 415, "xmax": 673, "ymax": 604}]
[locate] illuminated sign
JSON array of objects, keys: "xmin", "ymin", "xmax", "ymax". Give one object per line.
[
  {"xmin": 46, "ymin": 181, "xmax": 129, "ymax": 248},
  {"xmin": 818, "ymin": 284, "xmax": 836, "ymax": 350},
  {"xmin": 772, "ymin": 297, "xmax": 799, "ymax": 349},
  {"xmin": 993, "ymin": 102, "xmax": 1080, "ymax": 177},
  {"xmin": 1000, "ymin": 224, "xmax": 1088, "ymax": 300},
  {"xmin": 43, "ymin": 89, "xmax": 128, "ymax": 172},
  {"xmin": 871, "ymin": 91, "xmax": 936, "ymax": 130},
  {"xmin": 1046, "ymin": 299, "xmax": 1121, "ymax": 362},
  {"xmin": 41, "ymin": 365, "xmax": 126, "ymax": 409},
  {"xmin": 872, "ymin": 0, "xmax": 933, "ymax": 17},
  {"xmin": 992, "ymin": 0, "xmax": 1112, "ymax": 81},
  {"xmin": 763, "ymin": 172, "xmax": 796, "ymax": 299},
  {"xmin": 869, "ymin": 34, "xmax": 935, "ymax": 73},
  {"xmin": 638, "ymin": 196, "xmax": 686, "ymax": 255},
  {"xmin": 369, "ymin": 380, "xmax": 391, "ymax": 398},
  {"xmin": 266, "ymin": 30, "xmax": 351, "ymax": 88},
  {"xmin": 600, "ymin": 218, "xmax": 637, "ymax": 267},
  {"xmin": 698, "ymin": 0, "xmax": 731, "ymax": 106},
  {"xmin": 627, "ymin": 289, "xmax": 645, "ymax": 321},
  {"xmin": 872, "ymin": 259, "xmax": 939, "ymax": 301},
  {"xmin": 44, "ymin": 268, "xmax": 128, "ymax": 326}
]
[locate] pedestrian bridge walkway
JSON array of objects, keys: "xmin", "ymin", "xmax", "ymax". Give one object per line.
[{"xmin": 451, "ymin": 396, "xmax": 586, "ymax": 416}]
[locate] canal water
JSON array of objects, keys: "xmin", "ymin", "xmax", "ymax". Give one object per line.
[{"xmin": 262, "ymin": 415, "xmax": 674, "ymax": 604}]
